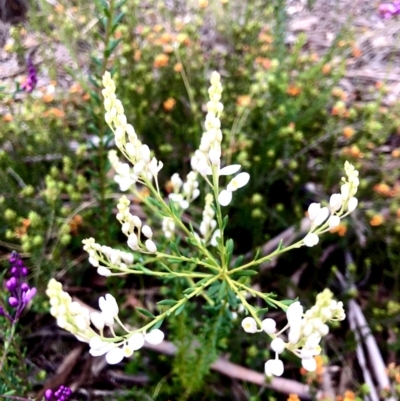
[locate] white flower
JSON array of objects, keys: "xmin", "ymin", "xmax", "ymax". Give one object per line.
[
  {"xmin": 106, "ymin": 346, "xmax": 125, "ymax": 365},
  {"xmin": 145, "ymin": 239, "xmax": 157, "ymax": 253},
  {"xmin": 301, "ymin": 357, "xmax": 317, "ymax": 372},
  {"xmin": 271, "ymin": 338, "xmax": 285, "ymax": 354},
  {"xmin": 219, "ymin": 164, "xmax": 241, "ymax": 176},
  {"xmin": 89, "ymin": 340, "xmax": 116, "ymax": 357},
  {"xmin": 226, "ymin": 172, "xmax": 250, "ymax": 192},
  {"xmin": 127, "ymin": 233, "xmax": 138, "ymax": 250},
  {"xmin": 329, "ymin": 193, "xmax": 343, "ymax": 212},
  {"xmin": 241, "ymin": 317, "xmax": 258, "ymax": 333},
  {"xmin": 90, "ymin": 312, "xmax": 105, "ymax": 331},
  {"xmin": 208, "ymin": 147, "xmax": 221, "ymax": 165},
  {"xmin": 307, "ymin": 203, "xmax": 321, "ymax": 221},
  {"xmin": 145, "ymin": 329, "xmax": 165, "ymax": 345},
  {"xmin": 264, "ymin": 358, "xmax": 284, "ymax": 377},
  {"xmin": 142, "ymin": 225, "xmax": 153, "ymax": 239},
  {"xmin": 218, "ymin": 189, "xmax": 233, "ymax": 206},
  {"xmin": 303, "ymin": 232, "xmax": 319, "ymax": 247},
  {"xmin": 210, "ymin": 229, "xmax": 221, "ymax": 247},
  {"xmin": 261, "ymin": 318, "xmax": 276, "ymax": 334},
  {"xmin": 328, "ymin": 215, "xmax": 340, "ymax": 230},
  {"xmin": 128, "ymin": 332, "xmax": 145, "ymax": 350},
  {"xmin": 99, "ymin": 294, "xmax": 119, "ymax": 326},
  {"xmin": 286, "ymin": 301, "xmax": 303, "ymax": 326},
  {"xmin": 97, "ymin": 266, "xmax": 112, "ymax": 277},
  {"xmin": 313, "ymin": 207, "xmax": 329, "ymax": 226},
  {"xmin": 347, "ymin": 197, "xmax": 358, "ymax": 213}
]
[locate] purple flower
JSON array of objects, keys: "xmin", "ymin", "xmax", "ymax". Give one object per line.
[
  {"xmin": 44, "ymin": 385, "xmax": 72, "ymax": 401},
  {"xmin": 21, "ymin": 57, "xmax": 38, "ymax": 93},
  {"xmin": 0, "ymin": 251, "xmax": 36, "ymax": 322}
]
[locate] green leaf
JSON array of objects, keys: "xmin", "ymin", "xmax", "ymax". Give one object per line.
[
  {"xmin": 264, "ymin": 299, "xmax": 278, "ymax": 309},
  {"xmin": 135, "ymin": 265, "xmax": 153, "ymax": 274},
  {"xmin": 218, "ymin": 280, "xmax": 227, "ymax": 299},
  {"xmin": 169, "ymin": 241, "xmax": 181, "ymax": 256},
  {"xmin": 227, "ymin": 287, "xmax": 238, "ymax": 309},
  {"xmin": 159, "ymin": 263, "xmax": 173, "ymax": 273},
  {"xmin": 183, "ymin": 287, "xmax": 195, "ymax": 294},
  {"xmin": 232, "ymin": 255, "xmax": 244, "ymax": 269},
  {"xmin": 206, "ymin": 282, "xmax": 221, "ymax": 297},
  {"xmin": 136, "ymin": 307, "xmax": 155, "ymax": 318},
  {"xmin": 105, "ymin": 38, "xmax": 123, "ymax": 58},
  {"xmin": 232, "ymin": 270, "xmax": 258, "ymax": 277},
  {"xmin": 225, "ymin": 238, "xmax": 234, "ymax": 267},
  {"xmin": 157, "ymin": 299, "xmax": 178, "ymax": 306},
  {"xmin": 222, "ymin": 215, "xmax": 229, "ymax": 230},
  {"xmin": 276, "ymin": 239, "xmax": 284, "ymax": 251},
  {"xmin": 112, "ymin": 12, "xmax": 125, "ymax": 32},
  {"xmin": 151, "ymin": 318, "xmax": 164, "ymax": 330},
  {"xmin": 174, "ymin": 302, "xmax": 186, "ymax": 316},
  {"xmin": 256, "ymin": 307, "xmax": 269, "ymax": 316}
]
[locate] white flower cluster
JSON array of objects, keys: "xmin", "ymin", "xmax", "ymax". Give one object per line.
[
  {"xmin": 162, "ymin": 217, "xmax": 175, "ymax": 239},
  {"xmin": 191, "ymin": 71, "xmax": 224, "ymax": 174},
  {"xmin": 116, "ymin": 195, "xmax": 157, "ymax": 253},
  {"xmin": 108, "ymin": 150, "xmax": 137, "ymax": 192},
  {"xmin": 189, "ymin": 72, "xmax": 251, "ymax": 207},
  {"xmin": 303, "ymin": 161, "xmax": 359, "ymax": 247},
  {"xmin": 82, "ymin": 237, "xmax": 134, "ymax": 277},
  {"xmin": 46, "ymin": 278, "xmax": 94, "ymax": 342},
  {"xmin": 241, "ymin": 289, "xmax": 345, "ymax": 377},
  {"xmin": 102, "ymin": 72, "xmax": 163, "ymax": 185},
  {"xmin": 47, "ymin": 279, "xmax": 164, "ymax": 365},
  {"xmin": 200, "ymin": 193, "xmax": 217, "ymax": 241},
  {"xmin": 168, "ymin": 172, "xmax": 200, "ymax": 210}
]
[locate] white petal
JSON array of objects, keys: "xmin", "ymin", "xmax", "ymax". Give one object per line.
[
  {"xmin": 261, "ymin": 318, "xmax": 276, "ymax": 334},
  {"xmin": 145, "ymin": 329, "xmax": 164, "ymax": 345},
  {"xmin": 301, "ymin": 357, "xmax": 317, "ymax": 372},
  {"xmin": 210, "ymin": 229, "xmax": 221, "ymax": 247},
  {"xmin": 314, "ymin": 207, "xmax": 329, "ymax": 226},
  {"xmin": 105, "ymin": 347, "xmax": 125, "ymax": 365},
  {"xmin": 307, "ymin": 203, "xmax": 321, "ymax": 221},
  {"xmin": 90, "ymin": 312, "xmax": 105, "ymax": 331},
  {"xmin": 288, "ymin": 327, "xmax": 301, "ymax": 344},
  {"xmin": 329, "ymin": 193, "xmax": 343, "ymax": 212},
  {"xmin": 226, "ymin": 172, "xmax": 250, "ymax": 191},
  {"xmin": 286, "ymin": 301, "xmax": 303, "ymax": 324},
  {"xmin": 271, "ymin": 338, "xmax": 285, "ymax": 354},
  {"xmin": 90, "ymin": 341, "xmax": 115, "ymax": 356},
  {"xmin": 218, "ymin": 189, "xmax": 233, "ymax": 206},
  {"xmin": 97, "ymin": 266, "xmax": 112, "ymax": 277},
  {"xmin": 303, "ymin": 232, "xmax": 319, "ymax": 247},
  {"xmin": 271, "ymin": 359, "xmax": 284, "ymax": 376},
  {"xmin": 347, "ymin": 197, "xmax": 358, "ymax": 213},
  {"xmin": 145, "ymin": 239, "xmax": 157, "ymax": 253},
  {"xmin": 128, "ymin": 333, "xmax": 145, "ymax": 350},
  {"xmin": 264, "ymin": 359, "xmax": 275, "ymax": 377},
  {"xmin": 208, "ymin": 148, "xmax": 221, "ymax": 165},
  {"xmin": 142, "ymin": 225, "xmax": 153, "ymax": 239},
  {"xmin": 127, "ymin": 233, "xmax": 138, "ymax": 250},
  {"xmin": 219, "ymin": 164, "xmax": 241, "ymax": 176},
  {"xmin": 328, "ymin": 215, "xmax": 341, "ymax": 230},
  {"xmin": 241, "ymin": 317, "xmax": 257, "ymax": 333}
]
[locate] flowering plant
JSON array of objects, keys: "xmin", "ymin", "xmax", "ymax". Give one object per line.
[{"xmin": 47, "ymin": 71, "xmax": 359, "ymax": 377}]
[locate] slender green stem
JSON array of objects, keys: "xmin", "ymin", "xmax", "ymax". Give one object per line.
[{"xmin": 97, "ymin": 0, "xmax": 116, "ymax": 243}]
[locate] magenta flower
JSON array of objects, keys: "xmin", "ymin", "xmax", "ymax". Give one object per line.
[
  {"xmin": 378, "ymin": 1, "xmax": 400, "ymax": 18},
  {"xmin": 0, "ymin": 251, "xmax": 36, "ymax": 322},
  {"xmin": 44, "ymin": 385, "xmax": 72, "ymax": 401},
  {"xmin": 21, "ymin": 57, "xmax": 38, "ymax": 93}
]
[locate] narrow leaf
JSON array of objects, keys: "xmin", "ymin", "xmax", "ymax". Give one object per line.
[{"xmin": 136, "ymin": 307, "xmax": 155, "ymax": 318}]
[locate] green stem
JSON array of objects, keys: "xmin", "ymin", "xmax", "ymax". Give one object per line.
[{"xmin": 97, "ymin": 0, "xmax": 117, "ymax": 243}]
